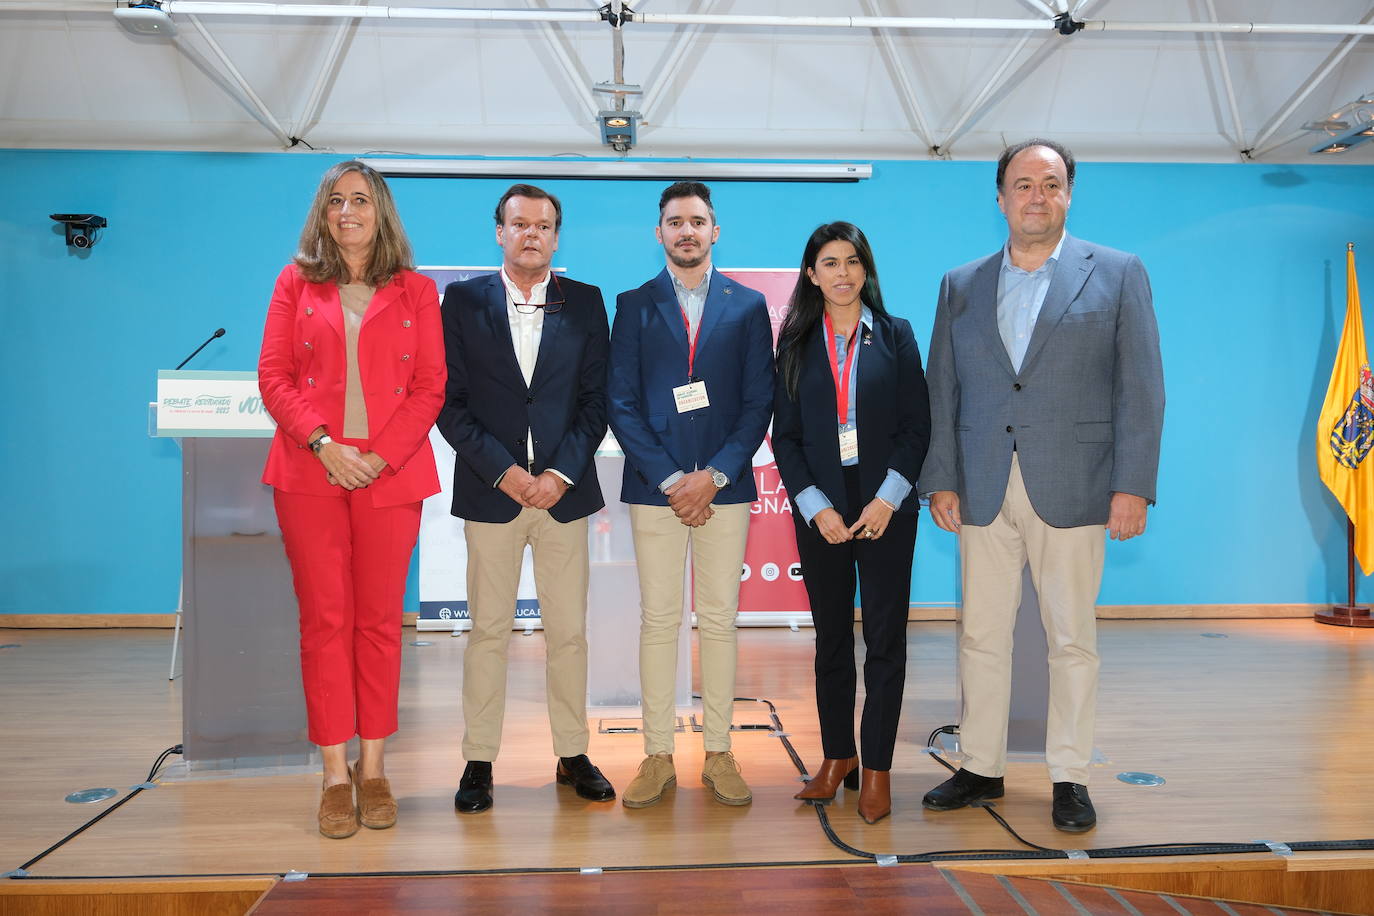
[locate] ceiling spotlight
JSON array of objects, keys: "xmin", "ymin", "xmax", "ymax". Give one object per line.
[
  {"xmin": 1310, "ymin": 119, "xmax": 1374, "ymax": 155},
  {"xmin": 114, "ymin": 1, "xmax": 176, "ymax": 37},
  {"xmin": 599, "ymin": 110, "xmax": 640, "ymax": 153}
]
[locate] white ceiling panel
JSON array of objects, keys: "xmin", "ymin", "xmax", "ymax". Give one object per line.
[{"xmin": 1, "ymin": 0, "xmax": 1373, "ymax": 163}]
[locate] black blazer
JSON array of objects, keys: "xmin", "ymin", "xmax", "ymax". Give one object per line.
[
  {"xmin": 436, "ymin": 273, "xmax": 609, "ymax": 524},
  {"xmin": 772, "ymin": 311, "xmax": 931, "ymax": 519}
]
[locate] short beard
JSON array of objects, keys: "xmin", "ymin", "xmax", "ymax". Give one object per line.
[{"xmin": 666, "ymin": 245, "xmax": 709, "ymax": 270}]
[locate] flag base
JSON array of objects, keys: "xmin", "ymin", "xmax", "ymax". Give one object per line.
[{"xmin": 1315, "ymin": 605, "xmax": 1374, "ymax": 628}]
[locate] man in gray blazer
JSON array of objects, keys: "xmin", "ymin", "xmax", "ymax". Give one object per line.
[{"xmin": 919, "ymin": 138, "xmax": 1164, "ymax": 832}]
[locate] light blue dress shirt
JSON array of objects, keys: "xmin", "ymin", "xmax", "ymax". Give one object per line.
[
  {"xmin": 659, "ymin": 269, "xmax": 715, "ymax": 493},
  {"xmin": 997, "ymin": 232, "xmax": 1066, "ymax": 372},
  {"xmin": 793, "ymin": 306, "xmax": 913, "ymax": 525}
]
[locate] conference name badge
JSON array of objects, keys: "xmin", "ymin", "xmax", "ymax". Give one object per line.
[
  {"xmin": 838, "ymin": 428, "xmax": 859, "ymax": 462},
  {"xmin": 673, "ymin": 380, "xmax": 710, "ymax": 413}
]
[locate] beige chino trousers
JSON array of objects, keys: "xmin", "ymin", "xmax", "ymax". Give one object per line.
[
  {"xmin": 629, "ymin": 502, "xmax": 751, "ymax": 755},
  {"xmin": 957, "ymin": 453, "xmax": 1104, "ymax": 785},
  {"xmin": 462, "ymin": 508, "xmax": 590, "ymax": 761}
]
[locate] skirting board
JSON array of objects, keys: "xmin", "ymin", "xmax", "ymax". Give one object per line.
[{"xmin": 0, "ymin": 605, "xmax": 1329, "ymax": 628}]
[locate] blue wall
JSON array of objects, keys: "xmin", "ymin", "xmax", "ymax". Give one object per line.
[{"xmin": 3, "ymin": 149, "xmax": 1373, "ymax": 614}]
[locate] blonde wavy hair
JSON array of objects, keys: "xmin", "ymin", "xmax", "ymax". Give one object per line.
[{"xmin": 294, "ymin": 160, "xmax": 414, "ymax": 287}]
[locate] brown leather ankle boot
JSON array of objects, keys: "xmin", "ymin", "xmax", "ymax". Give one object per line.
[
  {"xmin": 794, "ymin": 756, "xmax": 860, "ymax": 801},
  {"xmin": 856, "ymin": 767, "xmax": 891, "ymax": 824}
]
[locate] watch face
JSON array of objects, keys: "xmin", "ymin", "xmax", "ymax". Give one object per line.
[{"xmin": 712, "ymin": 471, "xmax": 728, "ymax": 487}]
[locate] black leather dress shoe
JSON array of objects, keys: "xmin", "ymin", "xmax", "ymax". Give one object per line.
[
  {"xmin": 921, "ymin": 768, "xmax": 1005, "ymax": 811},
  {"xmin": 455, "ymin": 761, "xmax": 493, "ymax": 813},
  {"xmin": 1051, "ymin": 782, "xmax": 1096, "ymax": 832},
  {"xmin": 556, "ymin": 754, "xmax": 616, "ymax": 802}
]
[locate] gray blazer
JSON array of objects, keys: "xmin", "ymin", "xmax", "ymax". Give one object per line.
[{"xmin": 919, "ymin": 234, "xmax": 1164, "ymax": 528}]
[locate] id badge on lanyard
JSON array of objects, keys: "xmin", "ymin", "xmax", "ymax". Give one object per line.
[
  {"xmin": 826, "ymin": 313, "xmax": 859, "ymax": 460},
  {"xmin": 674, "ymin": 305, "xmax": 709, "ymax": 413}
]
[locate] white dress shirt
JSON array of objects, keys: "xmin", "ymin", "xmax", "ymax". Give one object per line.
[{"xmin": 499, "ymin": 268, "xmax": 571, "ymax": 484}]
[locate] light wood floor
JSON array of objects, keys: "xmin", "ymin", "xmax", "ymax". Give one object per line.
[{"xmin": 0, "ymin": 620, "xmax": 1371, "ymax": 880}]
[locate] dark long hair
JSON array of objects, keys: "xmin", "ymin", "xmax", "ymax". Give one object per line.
[{"xmin": 776, "ymin": 222, "xmax": 887, "ymax": 400}]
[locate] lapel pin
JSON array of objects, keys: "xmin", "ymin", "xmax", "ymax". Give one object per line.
[{"xmin": 723, "ymin": 286, "xmax": 732, "ymax": 295}]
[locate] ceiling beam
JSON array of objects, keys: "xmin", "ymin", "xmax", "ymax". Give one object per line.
[
  {"xmin": 641, "ymin": 0, "xmax": 727, "ymax": 125},
  {"xmin": 183, "ymin": 14, "xmax": 292, "ymax": 147},
  {"xmin": 1201, "ymin": 0, "xmax": 1245, "ymax": 151},
  {"xmin": 2, "ymin": 3, "xmax": 1357, "ymax": 37},
  {"xmin": 525, "ymin": 0, "xmax": 601, "ymax": 123},
  {"xmin": 1016, "ymin": 0, "xmax": 1058, "ymax": 19},
  {"xmin": 1246, "ymin": 5, "xmax": 1374, "ymax": 155},
  {"xmin": 860, "ymin": 0, "xmax": 934, "ymax": 153},
  {"xmin": 945, "ymin": 0, "xmax": 1104, "ymax": 155},
  {"xmin": 937, "ymin": 33, "xmax": 1035, "ymax": 154},
  {"xmin": 937, "ymin": 0, "xmax": 1104, "ymax": 156},
  {"xmin": 291, "ymin": 0, "xmax": 365, "ymax": 141}
]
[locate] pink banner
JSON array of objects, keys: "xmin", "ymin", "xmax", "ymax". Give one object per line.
[{"xmin": 720, "ymin": 269, "xmax": 810, "ymax": 617}]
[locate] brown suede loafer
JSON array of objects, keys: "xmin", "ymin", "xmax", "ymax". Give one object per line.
[
  {"xmin": 318, "ymin": 774, "xmax": 359, "ymax": 839},
  {"xmin": 352, "ymin": 764, "xmax": 398, "ymax": 830}
]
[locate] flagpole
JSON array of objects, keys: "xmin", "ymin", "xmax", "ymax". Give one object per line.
[
  {"xmin": 1317, "ymin": 243, "xmax": 1374, "ymax": 627},
  {"xmin": 1316, "ymin": 520, "xmax": 1373, "ymax": 626}
]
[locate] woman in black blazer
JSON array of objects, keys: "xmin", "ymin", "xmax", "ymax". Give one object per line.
[{"xmin": 773, "ymin": 222, "xmax": 930, "ymax": 824}]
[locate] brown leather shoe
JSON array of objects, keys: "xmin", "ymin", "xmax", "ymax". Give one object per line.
[
  {"xmin": 701, "ymin": 751, "xmax": 752, "ymax": 806},
  {"xmin": 318, "ymin": 769, "xmax": 359, "ymax": 839},
  {"xmin": 352, "ymin": 763, "xmax": 397, "ymax": 829},
  {"xmin": 623, "ymin": 754, "xmax": 676, "ymax": 809},
  {"xmin": 857, "ymin": 768, "xmax": 891, "ymax": 824},
  {"xmin": 794, "ymin": 756, "xmax": 860, "ymax": 801}
]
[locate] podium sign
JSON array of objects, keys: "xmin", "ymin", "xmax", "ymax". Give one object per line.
[
  {"xmin": 156, "ymin": 370, "xmax": 274, "ymax": 438},
  {"xmin": 156, "ymin": 369, "xmax": 308, "ymax": 770}
]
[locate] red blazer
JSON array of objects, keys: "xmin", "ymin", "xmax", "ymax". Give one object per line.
[{"xmin": 258, "ymin": 264, "xmax": 446, "ymax": 507}]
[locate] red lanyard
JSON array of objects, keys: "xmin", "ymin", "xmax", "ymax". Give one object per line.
[
  {"xmin": 824, "ymin": 313, "xmax": 858, "ymax": 424},
  {"xmin": 681, "ymin": 307, "xmax": 700, "ymax": 379}
]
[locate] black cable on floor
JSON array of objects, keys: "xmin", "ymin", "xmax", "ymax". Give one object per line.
[
  {"xmin": 10, "ymin": 709, "xmax": 1374, "ymax": 881},
  {"xmin": 789, "ymin": 715, "xmax": 1374, "ymax": 864},
  {"xmin": 8, "ymin": 745, "xmax": 183, "ymax": 876}
]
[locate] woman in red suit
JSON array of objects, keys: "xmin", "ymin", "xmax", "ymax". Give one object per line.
[{"xmin": 258, "ymin": 160, "xmax": 445, "ymax": 838}]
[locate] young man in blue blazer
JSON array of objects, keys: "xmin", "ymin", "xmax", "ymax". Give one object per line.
[{"xmin": 607, "ymin": 181, "xmax": 775, "ymax": 808}]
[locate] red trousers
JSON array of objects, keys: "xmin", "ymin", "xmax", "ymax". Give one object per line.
[{"xmin": 274, "ymin": 481, "xmax": 421, "ymax": 747}]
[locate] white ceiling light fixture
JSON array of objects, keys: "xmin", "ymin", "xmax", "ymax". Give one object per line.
[
  {"xmin": 1308, "ymin": 91, "xmax": 1374, "ymax": 155},
  {"xmin": 114, "ymin": 1, "xmax": 177, "ymax": 36}
]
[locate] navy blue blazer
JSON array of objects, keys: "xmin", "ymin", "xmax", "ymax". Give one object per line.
[
  {"xmin": 772, "ymin": 311, "xmax": 930, "ymax": 518},
  {"xmin": 608, "ymin": 268, "xmax": 775, "ymax": 506},
  {"xmin": 436, "ymin": 273, "xmax": 609, "ymax": 524}
]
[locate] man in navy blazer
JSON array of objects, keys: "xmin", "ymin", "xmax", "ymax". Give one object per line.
[
  {"xmin": 437, "ymin": 184, "xmax": 614, "ymax": 813},
  {"xmin": 919, "ymin": 140, "xmax": 1164, "ymax": 832},
  {"xmin": 608, "ymin": 181, "xmax": 774, "ymax": 808}
]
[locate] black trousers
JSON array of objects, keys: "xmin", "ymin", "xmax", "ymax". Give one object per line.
[{"xmin": 791, "ymin": 466, "xmax": 917, "ymax": 771}]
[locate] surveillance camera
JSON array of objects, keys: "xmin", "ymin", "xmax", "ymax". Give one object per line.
[{"xmin": 50, "ymin": 213, "xmax": 107, "ymax": 249}]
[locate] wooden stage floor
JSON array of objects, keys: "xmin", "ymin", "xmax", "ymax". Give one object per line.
[{"xmin": 1, "ymin": 619, "xmax": 1372, "ymax": 910}]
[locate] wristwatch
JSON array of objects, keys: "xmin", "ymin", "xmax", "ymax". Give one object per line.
[
  {"xmin": 309, "ymin": 434, "xmax": 333, "ymax": 455},
  {"xmin": 705, "ymin": 466, "xmax": 728, "ymax": 489}
]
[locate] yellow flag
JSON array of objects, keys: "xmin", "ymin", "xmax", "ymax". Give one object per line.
[{"xmin": 1317, "ymin": 246, "xmax": 1374, "ymax": 574}]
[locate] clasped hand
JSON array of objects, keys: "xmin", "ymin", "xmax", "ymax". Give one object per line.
[
  {"xmin": 813, "ymin": 499, "xmax": 894, "ymax": 546},
  {"xmin": 320, "ymin": 441, "xmax": 384, "ymax": 490},
  {"xmin": 498, "ymin": 465, "xmax": 568, "ymax": 510},
  {"xmin": 665, "ymin": 470, "xmax": 718, "ymax": 527}
]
